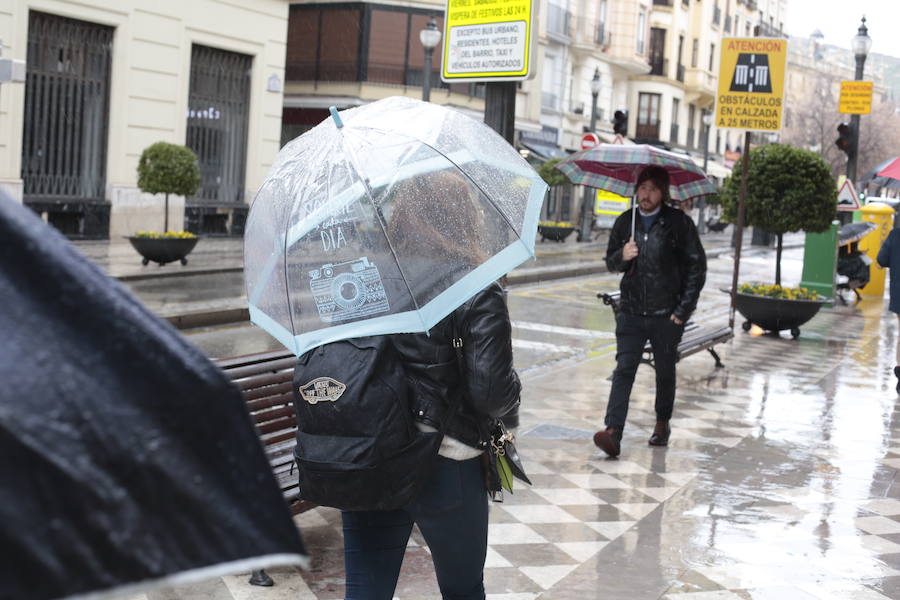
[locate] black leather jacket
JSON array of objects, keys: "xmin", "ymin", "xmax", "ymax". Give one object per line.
[
  {"xmin": 605, "ymin": 204, "xmax": 707, "ymax": 321},
  {"xmin": 392, "ymin": 283, "xmax": 521, "ymax": 450}
]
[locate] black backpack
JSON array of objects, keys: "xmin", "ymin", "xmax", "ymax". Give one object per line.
[{"xmin": 291, "ymin": 334, "xmax": 460, "ymax": 512}]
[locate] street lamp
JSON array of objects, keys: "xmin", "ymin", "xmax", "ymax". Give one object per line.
[
  {"xmin": 698, "ymin": 108, "xmax": 714, "ymax": 234},
  {"xmin": 846, "ymin": 16, "xmax": 871, "ymax": 186},
  {"xmin": 578, "ymin": 68, "xmax": 602, "ymax": 242},
  {"xmin": 419, "ymin": 18, "xmax": 441, "ymax": 102}
]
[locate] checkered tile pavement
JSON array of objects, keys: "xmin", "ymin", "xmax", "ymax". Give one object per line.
[{"xmin": 123, "ymin": 284, "xmax": 900, "ymax": 600}]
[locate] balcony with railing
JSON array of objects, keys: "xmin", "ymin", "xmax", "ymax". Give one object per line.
[
  {"xmin": 595, "ymin": 25, "xmax": 611, "ymax": 48},
  {"xmin": 547, "ymin": 4, "xmax": 572, "ymax": 40},
  {"xmin": 676, "ymin": 63, "xmax": 685, "ymax": 82},
  {"xmin": 670, "ymin": 123, "xmax": 679, "ymax": 144},
  {"xmin": 685, "ymin": 67, "xmax": 715, "ymax": 92},
  {"xmin": 649, "ymin": 57, "xmax": 668, "ymax": 77}
]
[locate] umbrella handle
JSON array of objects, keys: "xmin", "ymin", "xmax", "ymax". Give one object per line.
[
  {"xmin": 631, "ymin": 195, "xmax": 637, "ymax": 240},
  {"xmin": 329, "ymin": 106, "xmax": 344, "ymax": 129}
]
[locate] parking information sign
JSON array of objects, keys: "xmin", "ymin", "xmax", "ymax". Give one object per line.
[
  {"xmin": 715, "ymin": 38, "xmax": 787, "ymax": 132},
  {"xmin": 442, "ymin": 0, "xmax": 534, "ymax": 82}
]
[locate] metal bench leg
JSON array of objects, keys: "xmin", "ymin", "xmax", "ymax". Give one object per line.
[
  {"xmin": 249, "ymin": 569, "xmax": 274, "ymax": 587},
  {"xmin": 707, "ymin": 347, "xmax": 724, "ymax": 368}
]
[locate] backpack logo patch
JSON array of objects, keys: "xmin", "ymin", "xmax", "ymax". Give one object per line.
[{"xmin": 299, "ymin": 377, "xmax": 346, "ymax": 404}]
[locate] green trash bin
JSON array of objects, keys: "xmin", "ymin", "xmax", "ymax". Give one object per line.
[{"xmin": 800, "ymin": 220, "xmax": 839, "ymax": 304}]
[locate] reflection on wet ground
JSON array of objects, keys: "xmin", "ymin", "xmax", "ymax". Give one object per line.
[{"xmin": 130, "ymin": 246, "xmax": 900, "ymax": 599}]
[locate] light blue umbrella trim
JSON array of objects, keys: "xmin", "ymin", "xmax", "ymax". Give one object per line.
[
  {"xmin": 249, "ymin": 305, "xmax": 298, "ymax": 356},
  {"xmin": 292, "ymin": 311, "xmax": 429, "ymax": 356}
]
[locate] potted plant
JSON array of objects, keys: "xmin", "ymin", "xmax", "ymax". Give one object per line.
[
  {"xmin": 720, "ymin": 144, "xmax": 836, "ymax": 338},
  {"xmin": 129, "ymin": 142, "xmax": 201, "ymax": 266},
  {"xmin": 537, "ymin": 220, "xmax": 577, "ymax": 242},
  {"xmin": 534, "ymin": 158, "xmax": 577, "ymax": 242}
]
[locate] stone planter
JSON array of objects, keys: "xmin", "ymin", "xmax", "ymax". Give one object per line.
[
  {"xmin": 732, "ymin": 291, "xmax": 827, "ymax": 339},
  {"xmin": 538, "ymin": 224, "xmax": 576, "ymax": 243},
  {"xmin": 128, "ymin": 236, "xmax": 199, "ymax": 266}
]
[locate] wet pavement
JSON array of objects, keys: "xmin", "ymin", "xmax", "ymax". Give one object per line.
[{"xmin": 92, "ymin": 231, "xmax": 900, "ymax": 600}]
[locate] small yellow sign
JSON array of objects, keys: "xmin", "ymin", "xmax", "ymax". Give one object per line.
[
  {"xmin": 838, "ymin": 81, "xmax": 873, "ymax": 115},
  {"xmin": 595, "ymin": 189, "xmax": 629, "ymax": 216},
  {"xmin": 442, "ymin": 0, "xmax": 533, "ymax": 81},
  {"xmin": 715, "ymin": 38, "xmax": 787, "ymax": 132}
]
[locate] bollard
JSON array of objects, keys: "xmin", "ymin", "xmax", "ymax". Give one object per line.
[
  {"xmin": 858, "ymin": 202, "xmax": 894, "ymax": 297},
  {"xmin": 800, "ymin": 221, "xmax": 839, "ymax": 302}
]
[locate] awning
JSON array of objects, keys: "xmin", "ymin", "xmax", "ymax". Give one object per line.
[
  {"xmin": 520, "ymin": 141, "xmax": 569, "ymax": 161},
  {"xmin": 691, "ymin": 156, "xmax": 732, "ymax": 179}
]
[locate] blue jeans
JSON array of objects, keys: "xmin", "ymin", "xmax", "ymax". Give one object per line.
[{"xmin": 341, "ymin": 455, "xmax": 488, "ymax": 600}]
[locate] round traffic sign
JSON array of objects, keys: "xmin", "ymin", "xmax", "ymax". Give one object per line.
[{"xmin": 581, "ymin": 133, "xmax": 600, "ymax": 150}]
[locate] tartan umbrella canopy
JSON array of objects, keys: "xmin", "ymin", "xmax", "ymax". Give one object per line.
[{"xmin": 556, "ymin": 143, "xmax": 718, "ymax": 202}]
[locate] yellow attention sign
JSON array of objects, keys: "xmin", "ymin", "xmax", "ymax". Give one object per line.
[
  {"xmin": 715, "ymin": 37, "xmax": 787, "ymax": 132},
  {"xmin": 595, "ymin": 189, "xmax": 629, "ymax": 216},
  {"xmin": 839, "ymin": 81, "xmax": 873, "ymax": 114},
  {"xmin": 442, "ymin": 0, "xmax": 533, "ymax": 81}
]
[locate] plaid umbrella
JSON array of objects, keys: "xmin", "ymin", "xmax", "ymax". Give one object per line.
[
  {"xmin": 877, "ymin": 156, "xmax": 900, "ymax": 181},
  {"xmin": 556, "ymin": 143, "xmax": 718, "ymax": 202}
]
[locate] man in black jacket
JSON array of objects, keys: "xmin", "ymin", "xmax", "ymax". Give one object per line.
[{"xmin": 594, "ymin": 166, "xmax": 707, "ymax": 457}]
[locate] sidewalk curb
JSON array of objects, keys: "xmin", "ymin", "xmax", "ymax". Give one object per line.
[{"xmin": 160, "ymin": 241, "xmax": 804, "ymax": 330}]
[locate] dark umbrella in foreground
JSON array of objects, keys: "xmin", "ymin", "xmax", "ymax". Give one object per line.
[
  {"xmin": 838, "ymin": 221, "xmax": 877, "ymax": 246},
  {"xmin": 0, "ymin": 192, "xmax": 307, "ymax": 600}
]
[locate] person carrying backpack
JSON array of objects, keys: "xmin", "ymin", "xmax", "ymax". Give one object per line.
[{"xmin": 292, "ymin": 171, "xmax": 522, "ymax": 599}]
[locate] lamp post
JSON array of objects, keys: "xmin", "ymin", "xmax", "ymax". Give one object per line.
[
  {"xmin": 420, "ymin": 18, "xmax": 442, "ymax": 102},
  {"xmin": 846, "ymin": 16, "xmax": 871, "ymax": 186},
  {"xmin": 578, "ymin": 68, "xmax": 602, "ymax": 242},
  {"xmin": 698, "ymin": 108, "xmax": 714, "ymax": 234}
]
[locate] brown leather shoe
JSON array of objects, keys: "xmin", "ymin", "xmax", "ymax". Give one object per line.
[
  {"xmin": 648, "ymin": 421, "xmax": 671, "ymax": 446},
  {"xmin": 593, "ymin": 428, "xmax": 621, "ymax": 457}
]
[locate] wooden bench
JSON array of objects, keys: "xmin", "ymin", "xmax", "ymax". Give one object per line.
[
  {"xmin": 597, "ymin": 291, "xmax": 731, "ymax": 369},
  {"xmin": 216, "ymin": 349, "xmax": 313, "ymax": 587}
]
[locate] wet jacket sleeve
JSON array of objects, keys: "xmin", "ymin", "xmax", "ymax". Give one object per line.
[
  {"xmin": 462, "ymin": 285, "xmax": 521, "ymax": 420},
  {"xmin": 878, "ymin": 230, "xmax": 894, "ymax": 268},
  {"xmin": 673, "ymin": 215, "xmax": 707, "ymax": 322},
  {"xmin": 605, "ymin": 212, "xmax": 632, "ymax": 272}
]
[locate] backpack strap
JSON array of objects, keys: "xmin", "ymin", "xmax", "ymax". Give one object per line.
[{"xmin": 438, "ymin": 310, "xmax": 465, "ymax": 437}]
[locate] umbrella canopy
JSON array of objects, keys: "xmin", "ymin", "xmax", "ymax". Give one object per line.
[
  {"xmin": 859, "ymin": 156, "xmax": 900, "ymax": 189},
  {"xmin": 244, "ymin": 96, "xmax": 547, "ymax": 357},
  {"xmin": 0, "ymin": 192, "xmax": 307, "ymax": 600},
  {"xmin": 555, "ymin": 143, "xmax": 718, "ymax": 203},
  {"xmin": 877, "ymin": 156, "xmax": 900, "ymax": 181},
  {"xmin": 838, "ymin": 221, "xmax": 877, "ymax": 246}
]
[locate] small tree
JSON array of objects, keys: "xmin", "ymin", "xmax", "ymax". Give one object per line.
[
  {"xmin": 720, "ymin": 144, "xmax": 836, "ymax": 286},
  {"xmin": 137, "ymin": 142, "xmax": 201, "ymax": 232}
]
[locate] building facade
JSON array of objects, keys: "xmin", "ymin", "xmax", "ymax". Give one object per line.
[{"xmin": 0, "ymin": 0, "xmax": 288, "ymax": 238}]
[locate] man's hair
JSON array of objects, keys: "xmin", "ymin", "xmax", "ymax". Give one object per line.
[{"xmin": 636, "ymin": 165, "xmax": 671, "ymax": 204}]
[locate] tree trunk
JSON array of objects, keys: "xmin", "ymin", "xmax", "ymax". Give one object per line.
[
  {"xmin": 164, "ymin": 193, "xmax": 169, "ymax": 233},
  {"xmin": 775, "ymin": 233, "xmax": 783, "ymax": 286}
]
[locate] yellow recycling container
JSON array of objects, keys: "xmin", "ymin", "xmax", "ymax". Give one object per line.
[{"xmin": 858, "ymin": 202, "xmax": 895, "ymax": 296}]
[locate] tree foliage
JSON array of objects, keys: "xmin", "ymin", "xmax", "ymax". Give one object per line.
[
  {"xmin": 137, "ymin": 142, "xmax": 201, "ymax": 197},
  {"xmin": 537, "ymin": 158, "xmax": 569, "ymax": 188},
  {"xmin": 720, "ymin": 144, "xmax": 836, "ymax": 235}
]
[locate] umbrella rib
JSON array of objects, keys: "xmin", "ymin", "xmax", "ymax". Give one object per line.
[
  {"xmin": 341, "ymin": 133, "xmax": 428, "ymax": 331},
  {"xmin": 417, "ymin": 138, "xmax": 522, "ymax": 240}
]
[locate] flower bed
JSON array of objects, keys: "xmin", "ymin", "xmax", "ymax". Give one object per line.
[
  {"xmin": 732, "ymin": 283, "xmax": 827, "ymax": 339},
  {"xmin": 537, "ymin": 221, "xmax": 576, "ymax": 243}
]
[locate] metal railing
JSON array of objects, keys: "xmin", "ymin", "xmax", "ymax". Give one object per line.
[
  {"xmin": 22, "ymin": 11, "xmax": 113, "ymax": 204},
  {"xmin": 670, "ymin": 123, "xmax": 680, "ymax": 144},
  {"xmin": 676, "ymin": 63, "xmax": 685, "ymax": 82},
  {"xmin": 547, "ymin": 5, "xmax": 572, "ymax": 38},
  {"xmin": 595, "ymin": 26, "xmax": 611, "ymax": 48},
  {"xmin": 713, "ymin": 6, "xmax": 721, "ymax": 25}
]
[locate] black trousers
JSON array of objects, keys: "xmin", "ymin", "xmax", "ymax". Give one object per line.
[{"xmin": 605, "ymin": 312, "xmax": 685, "ymax": 431}]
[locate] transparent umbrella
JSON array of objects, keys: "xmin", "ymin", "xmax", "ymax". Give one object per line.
[{"xmin": 244, "ymin": 96, "xmax": 547, "ymax": 357}]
